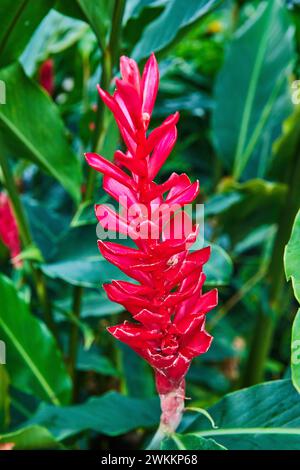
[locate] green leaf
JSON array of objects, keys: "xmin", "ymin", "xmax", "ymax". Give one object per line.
[
  {"xmin": 213, "ymin": 0, "xmax": 294, "ymax": 179},
  {"xmin": 76, "ymin": 0, "xmax": 115, "ymax": 50},
  {"xmin": 0, "ymin": 367, "xmax": 10, "ymax": 429},
  {"xmin": 0, "ymin": 274, "xmax": 72, "ymax": 405},
  {"xmin": 132, "ymin": 0, "xmax": 220, "ymax": 61},
  {"xmin": 119, "ymin": 343, "xmax": 155, "ymax": 398},
  {"xmin": 161, "ymin": 433, "xmax": 226, "ymax": 450},
  {"xmin": 28, "ymin": 392, "xmax": 160, "ymax": 440},
  {"xmin": 55, "ymin": 0, "xmax": 86, "ymax": 21},
  {"xmin": 271, "ymin": 107, "xmax": 300, "ymax": 180},
  {"xmin": 21, "ymin": 10, "xmax": 89, "ymax": 76},
  {"xmin": 23, "ymin": 196, "xmax": 68, "ymax": 262},
  {"xmin": 77, "ymin": 347, "xmax": 119, "ymax": 377},
  {"xmin": 0, "ymin": 63, "xmax": 82, "ymax": 202},
  {"xmin": 42, "ymin": 224, "xmax": 127, "ymax": 288},
  {"xmin": 285, "ymin": 209, "xmax": 300, "ymax": 303},
  {"xmin": 204, "ymin": 243, "xmax": 233, "ymax": 287},
  {"xmin": 291, "ymin": 309, "xmax": 300, "ymax": 393},
  {"xmin": 0, "ymin": 425, "xmax": 60, "ymax": 450},
  {"xmin": 188, "ymin": 363, "xmax": 230, "ymax": 393},
  {"xmin": 56, "ymin": 290, "xmax": 123, "ymax": 320},
  {"xmin": 207, "ymin": 178, "xmax": 287, "ymax": 245},
  {"xmin": 234, "ymin": 224, "xmax": 276, "ymax": 255},
  {"xmin": 182, "ymin": 379, "xmax": 300, "ymax": 450},
  {"xmin": 0, "ymin": 0, "xmax": 54, "ymax": 67}
]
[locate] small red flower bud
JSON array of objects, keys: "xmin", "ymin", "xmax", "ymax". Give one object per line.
[{"xmin": 39, "ymin": 59, "xmax": 54, "ymax": 96}]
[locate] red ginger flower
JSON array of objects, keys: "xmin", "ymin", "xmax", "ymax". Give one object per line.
[
  {"xmin": 0, "ymin": 192, "xmax": 22, "ymax": 268},
  {"xmin": 85, "ymin": 53, "xmax": 218, "ymax": 434}
]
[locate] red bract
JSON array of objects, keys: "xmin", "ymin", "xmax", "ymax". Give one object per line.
[
  {"xmin": 0, "ymin": 192, "xmax": 22, "ymax": 268},
  {"xmin": 39, "ymin": 59, "xmax": 54, "ymax": 96},
  {"xmin": 85, "ymin": 53, "xmax": 218, "ymax": 434}
]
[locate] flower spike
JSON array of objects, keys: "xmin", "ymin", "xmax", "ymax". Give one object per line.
[{"xmin": 86, "ymin": 53, "xmax": 218, "ymax": 436}]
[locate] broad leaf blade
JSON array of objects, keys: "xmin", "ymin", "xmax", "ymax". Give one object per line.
[
  {"xmin": 28, "ymin": 392, "xmax": 160, "ymax": 440},
  {"xmin": 182, "ymin": 379, "xmax": 300, "ymax": 450},
  {"xmin": 286, "ymin": 211, "xmax": 300, "ymax": 392},
  {"xmin": 213, "ymin": 0, "xmax": 294, "ymax": 179},
  {"xmin": 291, "ymin": 309, "xmax": 300, "ymax": 393},
  {"xmin": 285, "ymin": 209, "xmax": 300, "ymax": 303},
  {"xmin": 0, "ymin": 425, "xmax": 60, "ymax": 450},
  {"xmin": 0, "ymin": 274, "xmax": 72, "ymax": 405},
  {"xmin": 132, "ymin": 0, "xmax": 220, "ymax": 60},
  {"xmin": 161, "ymin": 433, "xmax": 226, "ymax": 450},
  {"xmin": 0, "ymin": 63, "xmax": 82, "ymax": 202},
  {"xmin": 0, "ymin": 0, "xmax": 53, "ymax": 67},
  {"xmin": 76, "ymin": 0, "xmax": 115, "ymax": 50},
  {"xmin": 41, "ymin": 224, "xmax": 128, "ymax": 287},
  {"xmin": 0, "ymin": 367, "xmax": 10, "ymax": 429}
]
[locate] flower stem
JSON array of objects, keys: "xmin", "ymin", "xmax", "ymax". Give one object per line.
[
  {"xmin": 243, "ymin": 149, "xmax": 300, "ymax": 386},
  {"xmin": 146, "ymin": 425, "xmax": 167, "ymax": 450},
  {"xmin": 147, "ymin": 382, "xmax": 185, "ymax": 450},
  {"xmin": 69, "ymin": 0, "xmax": 126, "ymax": 399},
  {"xmin": 68, "ymin": 285, "xmax": 83, "ymax": 400},
  {"xmin": 0, "ymin": 153, "xmax": 56, "ymax": 336}
]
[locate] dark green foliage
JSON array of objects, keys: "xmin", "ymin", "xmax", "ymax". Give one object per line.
[{"xmin": 0, "ymin": 0, "xmax": 299, "ymax": 452}]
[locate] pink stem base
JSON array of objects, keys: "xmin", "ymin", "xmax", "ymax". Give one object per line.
[
  {"xmin": 159, "ymin": 380, "xmax": 185, "ymax": 434},
  {"xmin": 147, "ymin": 381, "xmax": 185, "ymax": 449}
]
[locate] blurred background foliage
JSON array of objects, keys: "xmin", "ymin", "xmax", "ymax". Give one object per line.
[{"xmin": 0, "ymin": 0, "xmax": 300, "ymax": 451}]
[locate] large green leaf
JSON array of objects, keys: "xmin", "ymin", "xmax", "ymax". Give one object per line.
[
  {"xmin": 291, "ymin": 309, "xmax": 300, "ymax": 393},
  {"xmin": 285, "ymin": 209, "xmax": 300, "ymax": 303},
  {"xmin": 23, "ymin": 196, "xmax": 68, "ymax": 262},
  {"xmin": 206, "ymin": 178, "xmax": 287, "ymax": 245},
  {"xmin": 0, "ymin": 425, "xmax": 60, "ymax": 450},
  {"xmin": 132, "ymin": 0, "xmax": 220, "ymax": 61},
  {"xmin": 119, "ymin": 343, "xmax": 155, "ymax": 398},
  {"xmin": 0, "ymin": 274, "xmax": 72, "ymax": 405},
  {"xmin": 0, "ymin": 0, "xmax": 53, "ymax": 67},
  {"xmin": 0, "ymin": 63, "xmax": 82, "ymax": 202},
  {"xmin": 21, "ymin": 10, "xmax": 89, "ymax": 76},
  {"xmin": 76, "ymin": 0, "xmax": 115, "ymax": 50},
  {"xmin": 213, "ymin": 0, "xmax": 294, "ymax": 179},
  {"xmin": 285, "ymin": 210, "xmax": 300, "ymax": 392},
  {"xmin": 42, "ymin": 224, "xmax": 128, "ymax": 287},
  {"xmin": 161, "ymin": 433, "xmax": 226, "ymax": 450},
  {"xmin": 28, "ymin": 391, "xmax": 160, "ymax": 440},
  {"xmin": 0, "ymin": 367, "xmax": 10, "ymax": 429},
  {"xmin": 204, "ymin": 243, "xmax": 233, "ymax": 287},
  {"xmin": 77, "ymin": 347, "xmax": 119, "ymax": 377},
  {"xmin": 182, "ymin": 379, "xmax": 300, "ymax": 450},
  {"xmin": 271, "ymin": 107, "xmax": 300, "ymax": 180}
]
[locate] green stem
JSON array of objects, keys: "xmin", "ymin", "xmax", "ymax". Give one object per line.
[
  {"xmin": 84, "ymin": 48, "xmax": 111, "ymax": 202},
  {"xmin": 68, "ymin": 285, "xmax": 83, "ymax": 400},
  {"xmin": 0, "ymin": 154, "xmax": 56, "ymax": 335},
  {"xmin": 69, "ymin": 0, "xmax": 126, "ymax": 400},
  {"xmin": 146, "ymin": 426, "xmax": 167, "ymax": 450},
  {"xmin": 84, "ymin": 0, "xmax": 125, "ymax": 202},
  {"xmin": 243, "ymin": 151, "xmax": 300, "ymax": 386}
]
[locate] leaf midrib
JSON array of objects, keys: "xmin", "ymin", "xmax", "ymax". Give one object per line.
[
  {"xmin": 195, "ymin": 427, "xmax": 300, "ymax": 437},
  {"xmin": 0, "ymin": 316, "xmax": 61, "ymax": 406},
  {"xmin": 0, "ymin": 109, "xmax": 65, "ymax": 196},
  {"xmin": 0, "ymin": 0, "xmax": 29, "ymax": 58}
]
